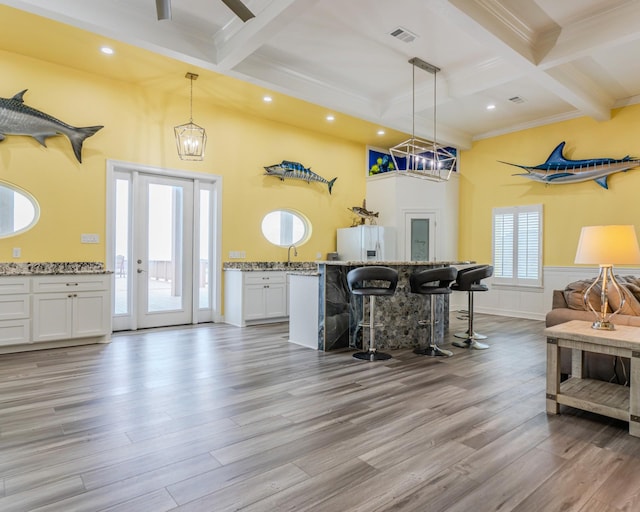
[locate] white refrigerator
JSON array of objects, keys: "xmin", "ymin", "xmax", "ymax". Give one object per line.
[{"xmin": 337, "ymin": 226, "xmax": 395, "ymax": 261}]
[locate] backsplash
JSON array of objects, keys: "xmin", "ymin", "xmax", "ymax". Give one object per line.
[{"xmin": 0, "ymin": 262, "xmax": 108, "ymax": 275}]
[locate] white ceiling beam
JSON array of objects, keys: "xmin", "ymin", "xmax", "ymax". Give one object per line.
[
  {"xmin": 214, "ymin": 0, "xmax": 320, "ymax": 71},
  {"xmin": 438, "ymin": 0, "xmax": 611, "ymax": 122},
  {"xmin": 538, "ymin": 1, "xmax": 640, "ymax": 69}
]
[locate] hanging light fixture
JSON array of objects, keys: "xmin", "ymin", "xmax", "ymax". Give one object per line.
[
  {"xmin": 389, "ymin": 57, "xmax": 455, "ymax": 182},
  {"xmin": 175, "ymin": 72, "xmax": 207, "ymax": 161}
]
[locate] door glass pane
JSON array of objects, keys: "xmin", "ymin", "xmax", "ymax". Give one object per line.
[
  {"xmin": 199, "ymin": 189, "xmax": 210, "ymax": 309},
  {"xmin": 411, "ymin": 219, "xmax": 429, "ymax": 261},
  {"xmin": 114, "ymin": 179, "xmax": 129, "ymax": 315},
  {"xmin": 147, "ymin": 183, "xmax": 184, "ymax": 312}
]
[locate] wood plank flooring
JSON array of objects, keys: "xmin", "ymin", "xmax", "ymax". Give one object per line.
[{"xmin": 1, "ymin": 314, "xmax": 639, "ymax": 511}]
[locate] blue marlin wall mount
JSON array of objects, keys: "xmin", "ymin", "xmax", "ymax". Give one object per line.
[{"xmin": 501, "ymin": 141, "xmax": 640, "ymax": 189}]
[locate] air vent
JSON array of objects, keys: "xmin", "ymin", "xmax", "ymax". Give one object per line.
[
  {"xmin": 390, "ymin": 27, "xmax": 417, "ymax": 43},
  {"xmin": 509, "ymin": 96, "xmax": 526, "ymax": 104}
]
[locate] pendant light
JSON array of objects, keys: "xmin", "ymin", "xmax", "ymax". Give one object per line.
[
  {"xmin": 174, "ymin": 72, "xmax": 207, "ymax": 161},
  {"xmin": 389, "ymin": 57, "xmax": 455, "ymax": 181}
]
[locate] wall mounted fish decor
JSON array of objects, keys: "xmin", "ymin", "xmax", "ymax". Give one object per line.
[
  {"xmin": 349, "ymin": 199, "xmax": 378, "ymax": 225},
  {"xmin": 264, "ymin": 160, "xmax": 337, "ymax": 194},
  {"xmin": 0, "ymin": 89, "xmax": 103, "ymax": 163},
  {"xmin": 501, "ymin": 141, "xmax": 640, "ymax": 189}
]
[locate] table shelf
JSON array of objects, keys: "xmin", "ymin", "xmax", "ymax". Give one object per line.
[{"xmin": 558, "ymin": 377, "xmax": 629, "ymax": 422}]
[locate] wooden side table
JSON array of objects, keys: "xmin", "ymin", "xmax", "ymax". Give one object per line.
[{"xmin": 544, "ymin": 319, "xmax": 640, "ymax": 437}]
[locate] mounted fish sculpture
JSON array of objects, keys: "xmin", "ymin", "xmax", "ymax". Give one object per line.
[
  {"xmin": 0, "ymin": 90, "xmax": 103, "ymax": 163},
  {"xmin": 501, "ymin": 141, "xmax": 640, "ymax": 189},
  {"xmin": 349, "ymin": 199, "xmax": 378, "ymax": 224},
  {"xmin": 264, "ymin": 160, "xmax": 337, "ymax": 194}
]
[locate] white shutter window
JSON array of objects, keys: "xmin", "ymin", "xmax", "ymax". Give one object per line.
[{"xmin": 493, "ymin": 205, "xmax": 542, "ymax": 287}]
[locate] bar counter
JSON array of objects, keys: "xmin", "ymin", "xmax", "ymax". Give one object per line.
[{"xmin": 315, "ymin": 260, "xmax": 472, "ymax": 351}]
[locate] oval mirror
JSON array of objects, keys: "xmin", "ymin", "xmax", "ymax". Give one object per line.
[
  {"xmin": 261, "ymin": 209, "xmax": 310, "ymax": 247},
  {"xmin": 0, "ymin": 182, "xmax": 40, "ymax": 238}
]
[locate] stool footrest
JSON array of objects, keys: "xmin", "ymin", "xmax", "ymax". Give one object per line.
[{"xmin": 353, "ymin": 350, "xmax": 392, "ymax": 361}]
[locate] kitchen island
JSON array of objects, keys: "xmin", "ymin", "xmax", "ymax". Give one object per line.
[{"xmin": 292, "ymin": 261, "xmax": 472, "ymax": 352}]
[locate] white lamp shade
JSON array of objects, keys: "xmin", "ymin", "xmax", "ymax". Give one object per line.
[{"xmin": 574, "ymin": 225, "xmax": 640, "ymax": 265}]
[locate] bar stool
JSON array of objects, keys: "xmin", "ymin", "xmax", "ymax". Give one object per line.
[
  {"xmin": 410, "ymin": 266, "xmax": 458, "ymax": 357},
  {"xmin": 454, "ymin": 265, "xmax": 488, "ymax": 341},
  {"xmin": 347, "ymin": 266, "xmax": 398, "ymax": 361},
  {"xmin": 451, "ymin": 265, "xmax": 493, "ymax": 350}
]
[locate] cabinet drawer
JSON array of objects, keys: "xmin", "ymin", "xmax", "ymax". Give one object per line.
[
  {"xmin": 0, "ymin": 296, "xmax": 30, "ymax": 321},
  {"xmin": 0, "ymin": 319, "xmax": 30, "ymax": 346},
  {"xmin": 32, "ymin": 275, "xmax": 110, "ymax": 293},
  {"xmin": 0, "ymin": 277, "xmax": 30, "ymax": 295},
  {"xmin": 244, "ymin": 272, "xmax": 286, "ymax": 285}
]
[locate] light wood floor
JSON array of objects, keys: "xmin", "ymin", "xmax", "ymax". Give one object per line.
[{"xmin": 1, "ymin": 314, "xmax": 639, "ymax": 512}]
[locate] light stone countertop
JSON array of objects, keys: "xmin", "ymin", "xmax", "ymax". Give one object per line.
[{"xmin": 0, "ymin": 262, "xmax": 111, "ymax": 275}]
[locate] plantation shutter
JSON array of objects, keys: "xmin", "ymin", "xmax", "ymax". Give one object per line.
[{"xmin": 492, "ymin": 205, "xmax": 542, "ymax": 287}]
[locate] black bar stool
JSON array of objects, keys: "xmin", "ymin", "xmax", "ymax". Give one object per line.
[
  {"xmin": 454, "ymin": 265, "xmax": 488, "ymax": 341},
  {"xmin": 451, "ymin": 265, "xmax": 493, "ymax": 350},
  {"xmin": 347, "ymin": 266, "xmax": 398, "ymax": 361},
  {"xmin": 410, "ymin": 266, "xmax": 458, "ymax": 357}
]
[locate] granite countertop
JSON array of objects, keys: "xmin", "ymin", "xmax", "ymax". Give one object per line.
[
  {"xmin": 0, "ymin": 262, "xmax": 112, "ymax": 275},
  {"xmin": 223, "ymin": 261, "xmax": 318, "ymax": 272},
  {"xmin": 288, "ymin": 271, "xmax": 321, "ymax": 276}
]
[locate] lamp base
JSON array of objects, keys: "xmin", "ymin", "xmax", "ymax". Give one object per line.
[{"xmin": 591, "ymin": 319, "xmax": 616, "ymax": 330}]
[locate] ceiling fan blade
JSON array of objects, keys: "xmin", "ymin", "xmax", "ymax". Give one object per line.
[
  {"xmin": 156, "ymin": 0, "xmax": 172, "ymax": 20},
  {"xmin": 220, "ymin": 0, "xmax": 255, "ymax": 22}
]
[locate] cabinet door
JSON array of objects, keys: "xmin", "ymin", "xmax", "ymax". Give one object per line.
[
  {"xmin": 74, "ymin": 291, "xmax": 111, "ymax": 338},
  {"xmin": 244, "ymin": 284, "xmax": 266, "ymax": 321},
  {"xmin": 32, "ymin": 293, "xmax": 73, "ymax": 342},
  {"xmin": 264, "ymin": 283, "xmax": 287, "ymax": 318}
]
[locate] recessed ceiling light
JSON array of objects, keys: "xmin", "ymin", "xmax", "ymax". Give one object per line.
[
  {"xmin": 377, "ymin": 129, "xmax": 385, "ymax": 136},
  {"xmin": 326, "ymin": 114, "xmax": 335, "ymax": 122},
  {"xmin": 263, "ymin": 95, "xmax": 272, "ymax": 103},
  {"xmin": 486, "ymin": 104, "xmax": 496, "ymax": 110},
  {"xmin": 100, "ymin": 46, "xmax": 114, "ymax": 55}
]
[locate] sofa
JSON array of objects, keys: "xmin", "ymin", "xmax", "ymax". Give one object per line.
[{"xmin": 545, "ymin": 277, "xmax": 640, "ymax": 382}]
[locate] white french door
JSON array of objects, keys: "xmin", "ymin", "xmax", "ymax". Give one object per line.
[
  {"xmin": 107, "ymin": 161, "xmax": 221, "ymax": 331},
  {"xmin": 136, "ymin": 175, "xmax": 193, "ymax": 328}
]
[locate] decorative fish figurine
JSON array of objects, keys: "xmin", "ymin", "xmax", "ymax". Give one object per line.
[
  {"xmin": 0, "ymin": 89, "xmax": 103, "ymax": 163},
  {"xmin": 264, "ymin": 160, "xmax": 337, "ymax": 194},
  {"xmin": 501, "ymin": 141, "xmax": 640, "ymax": 189},
  {"xmin": 349, "ymin": 199, "xmax": 378, "ymax": 222}
]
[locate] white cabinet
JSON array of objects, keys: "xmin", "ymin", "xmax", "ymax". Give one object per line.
[
  {"xmin": 224, "ymin": 270, "xmax": 288, "ymax": 327},
  {"xmin": 0, "ymin": 276, "xmax": 31, "ymax": 346},
  {"xmin": 32, "ymin": 275, "xmax": 111, "ymax": 343},
  {"xmin": 0, "ymin": 274, "xmax": 112, "ymax": 353}
]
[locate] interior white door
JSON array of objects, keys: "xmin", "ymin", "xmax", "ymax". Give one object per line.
[
  {"xmin": 136, "ymin": 175, "xmax": 194, "ymax": 329},
  {"xmin": 404, "ymin": 211, "xmax": 437, "ymax": 261}
]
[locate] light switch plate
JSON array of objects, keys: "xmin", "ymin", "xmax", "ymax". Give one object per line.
[
  {"xmin": 81, "ymin": 233, "xmax": 100, "ymax": 244},
  {"xmin": 12, "ymin": 248, "xmax": 21, "ymax": 258},
  {"xmin": 229, "ymin": 251, "xmax": 246, "ymax": 259}
]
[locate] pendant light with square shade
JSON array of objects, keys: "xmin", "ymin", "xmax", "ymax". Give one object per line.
[{"xmin": 389, "ymin": 57, "xmax": 455, "ymax": 181}]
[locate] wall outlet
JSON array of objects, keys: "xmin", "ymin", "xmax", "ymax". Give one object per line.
[
  {"xmin": 12, "ymin": 248, "xmax": 21, "ymax": 258},
  {"xmin": 81, "ymin": 233, "xmax": 100, "ymax": 244},
  {"xmin": 229, "ymin": 251, "xmax": 246, "ymax": 259}
]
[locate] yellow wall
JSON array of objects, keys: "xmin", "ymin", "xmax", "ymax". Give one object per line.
[
  {"xmin": 0, "ymin": 49, "xmax": 365, "ymax": 263},
  {"xmin": 459, "ymin": 104, "xmax": 640, "ymax": 266}
]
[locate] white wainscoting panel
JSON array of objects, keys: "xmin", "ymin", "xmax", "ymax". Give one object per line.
[{"xmin": 464, "ymin": 266, "xmax": 640, "ymax": 321}]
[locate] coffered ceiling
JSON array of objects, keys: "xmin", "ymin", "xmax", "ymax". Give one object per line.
[{"xmin": 4, "ymin": 0, "xmax": 640, "ymax": 149}]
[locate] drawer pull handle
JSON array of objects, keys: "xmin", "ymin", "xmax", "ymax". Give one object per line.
[{"xmin": 66, "ymin": 283, "xmax": 79, "ymax": 287}]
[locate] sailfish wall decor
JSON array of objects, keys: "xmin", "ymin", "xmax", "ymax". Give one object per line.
[{"xmin": 501, "ymin": 141, "xmax": 640, "ymax": 189}]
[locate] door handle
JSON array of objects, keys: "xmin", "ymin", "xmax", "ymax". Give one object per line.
[{"xmin": 137, "ymin": 268, "xmax": 145, "ymax": 273}]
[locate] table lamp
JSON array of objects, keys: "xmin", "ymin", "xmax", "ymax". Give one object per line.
[{"xmin": 574, "ymin": 225, "xmax": 640, "ymax": 330}]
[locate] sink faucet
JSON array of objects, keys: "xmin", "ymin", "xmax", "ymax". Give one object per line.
[{"xmin": 287, "ymin": 244, "xmax": 298, "ymax": 266}]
